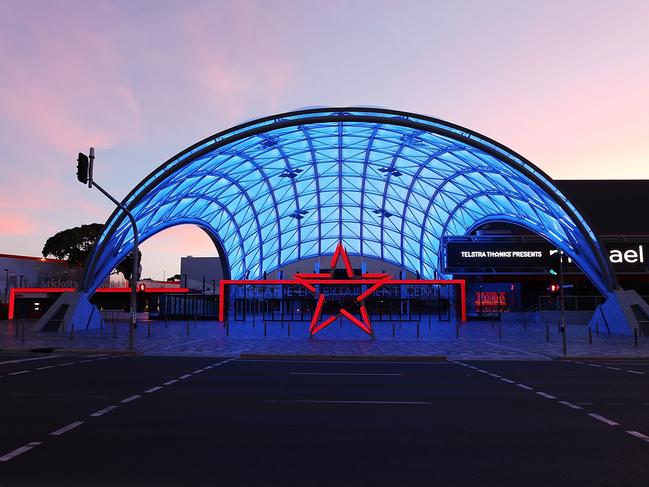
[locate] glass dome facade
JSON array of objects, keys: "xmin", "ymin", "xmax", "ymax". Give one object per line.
[{"xmin": 82, "ymin": 108, "xmax": 616, "ymax": 295}]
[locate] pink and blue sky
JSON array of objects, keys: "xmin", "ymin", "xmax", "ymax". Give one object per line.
[{"xmin": 1, "ymin": 0, "xmax": 647, "ymax": 279}]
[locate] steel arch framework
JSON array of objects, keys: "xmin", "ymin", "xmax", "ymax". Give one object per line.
[{"xmin": 82, "ymin": 108, "xmax": 617, "ymax": 295}]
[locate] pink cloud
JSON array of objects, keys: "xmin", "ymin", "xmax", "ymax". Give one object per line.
[{"xmin": 0, "ymin": 213, "xmax": 37, "ymax": 236}]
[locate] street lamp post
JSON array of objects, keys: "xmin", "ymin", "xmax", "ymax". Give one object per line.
[
  {"xmin": 77, "ymin": 148, "xmax": 139, "ymax": 351},
  {"xmin": 3, "ymin": 269, "xmax": 9, "ymax": 304}
]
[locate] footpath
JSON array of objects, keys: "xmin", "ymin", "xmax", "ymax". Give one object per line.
[{"xmin": 1, "ymin": 319, "xmax": 647, "ymax": 360}]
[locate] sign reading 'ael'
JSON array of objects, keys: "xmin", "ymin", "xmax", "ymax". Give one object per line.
[{"xmin": 608, "ymin": 245, "xmax": 645, "ymax": 264}]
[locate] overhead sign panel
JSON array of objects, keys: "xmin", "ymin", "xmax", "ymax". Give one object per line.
[{"xmin": 445, "ymin": 241, "xmax": 558, "ymax": 271}]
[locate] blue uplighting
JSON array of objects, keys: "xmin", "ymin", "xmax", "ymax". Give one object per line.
[{"xmin": 82, "ymin": 108, "xmax": 616, "ymax": 294}]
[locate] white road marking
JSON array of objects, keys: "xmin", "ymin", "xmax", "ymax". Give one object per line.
[
  {"xmin": 36, "ymin": 365, "xmax": 54, "ymax": 370},
  {"xmin": 9, "ymin": 370, "xmax": 29, "ymax": 375},
  {"xmin": 516, "ymin": 384, "xmax": 533, "ymax": 390},
  {"xmin": 90, "ymin": 405, "xmax": 118, "ymax": 417},
  {"xmin": 536, "ymin": 392, "xmax": 556, "ymax": 399},
  {"xmin": 120, "ymin": 395, "xmax": 142, "ymax": 404},
  {"xmin": 193, "ymin": 369, "xmax": 205, "ymax": 374},
  {"xmin": 289, "ymin": 372, "xmax": 404, "ymax": 376},
  {"xmin": 164, "ymin": 379, "xmax": 178, "ymax": 385},
  {"xmin": 559, "ymin": 401, "xmax": 582, "ymax": 410},
  {"xmin": 588, "ymin": 364, "xmax": 603, "ymax": 368},
  {"xmin": 626, "ymin": 430, "xmax": 649, "ymax": 442},
  {"xmin": 0, "ymin": 356, "xmax": 60, "ymax": 365},
  {"xmin": 50, "ymin": 421, "xmax": 84, "ymax": 436},
  {"xmin": 144, "ymin": 386, "xmax": 163, "ymax": 393},
  {"xmin": 627, "ymin": 370, "xmax": 644, "ymax": 375},
  {"xmin": 489, "ymin": 373, "xmax": 501, "ymax": 378},
  {"xmin": 588, "ymin": 413, "xmax": 619, "ymax": 426},
  {"xmin": 58, "ymin": 362, "xmax": 74, "ymax": 367},
  {"xmin": 0, "ymin": 442, "xmax": 42, "ymax": 462},
  {"xmin": 179, "ymin": 374, "xmax": 192, "ymax": 380},
  {"xmin": 266, "ymin": 400, "xmax": 432, "ymax": 405},
  {"xmin": 501, "ymin": 378, "xmax": 515, "ymax": 384},
  {"xmin": 607, "ymin": 367, "xmax": 622, "ymax": 371},
  {"xmin": 79, "ymin": 360, "xmax": 92, "ymax": 363}
]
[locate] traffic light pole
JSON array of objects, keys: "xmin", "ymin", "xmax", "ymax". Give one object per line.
[
  {"xmin": 79, "ymin": 148, "xmax": 138, "ymax": 351},
  {"xmin": 559, "ymin": 251, "xmax": 566, "ymax": 353}
]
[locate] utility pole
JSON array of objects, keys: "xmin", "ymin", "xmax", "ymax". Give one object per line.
[{"xmin": 77, "ymin": 148, "xmax": 139, "ymax": 350}]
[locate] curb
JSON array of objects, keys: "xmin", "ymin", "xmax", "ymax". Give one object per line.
[
  {"xmin": 0, "ymin": 347, "xmax": 138, "ymax": 356},
  {"xmin": 554, "ymin": 355, "xmax": 649, "ymax": 361},
  {"xmin": 238, "ymin": 353, "xmax": 447, "ymax": 361}
]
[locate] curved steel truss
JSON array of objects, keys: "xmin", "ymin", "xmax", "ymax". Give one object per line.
[{"xmin": 82, "ymin": 108, "xmax": 617, "ymax": 295}]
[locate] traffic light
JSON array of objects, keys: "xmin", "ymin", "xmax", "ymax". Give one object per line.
[
  {"xmin": 76, "ymin": 152, "xmax": 89, "ymax": 184},
  {"xmin": 549, "ymin": 283, "xmax": 560, "ymax": 293}
]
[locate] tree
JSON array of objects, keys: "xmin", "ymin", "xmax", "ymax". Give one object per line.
[
  {"xmin": 167, "ymin": 274, "xmax": 181, "ymax": 282},
  {"xmin": 43, "ymin": 223, "xmax": 142, "ymax": 283},
  {"xmin": 115, "ymin": 251, "xmax": 142, "ymax": 283},
  {"xmin": 42, "ymin": 223, "xmax": 104, "ymax": 267}
]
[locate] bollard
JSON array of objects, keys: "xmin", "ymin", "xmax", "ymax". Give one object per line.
[
  {"xmin": 498, "ymin": 322, "xmax": 502, "ymax": 341},
  {"xmin": 112, "ymin": 322, "xmax": 117, "ymax": 338},
  {"xmin": 264, "ymin": 321, "xmax": 267, "ymax": 337},
  {"xmin": 392, "ymin": 322, "xmax": 396, "ymax": 338},
  {"xmin": 186, "ymin": 321, "xmax": 190, "ymax": 336},
  {"xmin": 588, "ymin": 326, "xmax": 592, "ymax": 344},
  {"xmin": 225, "ymin": 320, "xmax": 229, "ymax": 337},
  {"xmin": 147, "ymin": 321, "xmax": 151, "ymax": 338},
  {"xmin": 634, "ymin": 328, "xmax": 639, "ymax": 347},
  {"xmin": 70, "ymin": 323, "xmax": 74, "ymax": 341},
  {"xmin": 562, "ymin": 326, "xmax": 567, "ymax": 355},
  {"xmin": 416, "ymin": 321, "xmax": 420, "ymax": 340},
  {"xmin": 456, "ymin": 322, "xmax": 460, "ymax": 339},
  {"xmin": 545, "ymin": 323, "xmax": 550, "ymax": 342}
]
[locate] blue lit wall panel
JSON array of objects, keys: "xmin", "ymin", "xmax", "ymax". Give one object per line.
[{"xmin": 83, "ymin": 108, "xmax": 617, "ymax": 295}]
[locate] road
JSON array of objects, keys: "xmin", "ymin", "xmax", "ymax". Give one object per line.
[{"xmin": 1, "ymin": 353, "xmax": 649, "ymax": 486}]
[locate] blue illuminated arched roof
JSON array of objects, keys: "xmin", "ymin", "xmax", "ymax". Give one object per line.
[{"xmin": 82, "ymin": 107, "xmax": 617, "ymax": 294}]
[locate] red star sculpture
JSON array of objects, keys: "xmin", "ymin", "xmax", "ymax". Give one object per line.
[{"xmin": 293, "ymin": 242, "xmax": 393, "ymax": 337}]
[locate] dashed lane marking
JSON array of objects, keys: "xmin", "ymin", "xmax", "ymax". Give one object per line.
[
  {"xmin": 588, "ymin": 364, "xmax": 603, "ymax": 368},
  {"xmin": 607, "ymin": 367, "xmax": 622, "ymax": 371},
  {"xmin": 289, "ymin": 372, "xmax": 405, "ymax": 377},
  {"xmin": 0, "ymin": 356, "xmax": 61, "ymax": 365},
  {"xmin": 164, "ymin": 379, "xmax": 179, "ymax": 385},
  {"xmin": 144, "ymin": 386, "xmax": 163, "ymax": 393},
  {"xmin": 179, "ymin": 374, "xmax": 192, "ymax": 380},
  {"xmin": 516, "ymin": 384, "xmax": 533, "ymax": 390},
  {"xmin": 0, "ymin": 442, "xmax": 42, "ymax": 462},
  {"xmin": 50, "ymin": 421, "xmax": 84, "ymax": 436},
  {"xmin": 79, "ymin": 360, "xmax": 93, "ymax": 363},
  {"xmin": 36, "ymin": 365, "xmax": 54, "ymax": 370},
  {"xmin": 120, "ymin": 395, "xmax": 142, "ymax": 404},
  {"xmin": 626, "ymin": 431, "xmax": 649, "ymax": 443},
  {"xmin": 90, "ymin": 405, "xmax": 118, "ymax": 417},
  {"xmin": 536, "ymin": 392, "xmax": 556, "ymax": 399},
  {"xmin": 193, "ymin": 369, "xmax": 205, "ymax": 374},
  {"xmin": 58, "ymin": 362, "xmax": 74, "ymax": 367},
  {"xmin": 558, "ymin": 400, "xmax": 582, "ymax": 410},
  {"xmin": 266, "ymin": 400, "xmax": 432, "ymax": 405},
  {"xmin": 501, "ymin": 378, "xmax": 515, "ymax": 384},
  {"xmin": 9, "ymin": 370, "xmax": 29, "ymax": 376},
  {"xmin": 627, "ymin": 370, "xmax": 644, "ymax": 375},
  {"xmin": 588, "ymin": 413, "xmax": 619, "ymax": 426}
]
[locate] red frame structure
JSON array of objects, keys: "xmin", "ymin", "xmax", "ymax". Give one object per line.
[
  {"xmin": 219, "ymin": 243, "xmax": 466, "ymax": 335},
  {"xmin": 8, "ymin": 287, "xmax": 190, "ymax": 320}
]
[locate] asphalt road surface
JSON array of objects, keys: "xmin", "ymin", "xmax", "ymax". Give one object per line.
[{"xmin": 1, "ymin": 353, "xmax": 649, "ymax": 486}]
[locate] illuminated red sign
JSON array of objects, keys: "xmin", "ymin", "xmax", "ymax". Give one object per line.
[{"xmin": 219, "ymin": 242, "xmax": 467, "ymax": 336}]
